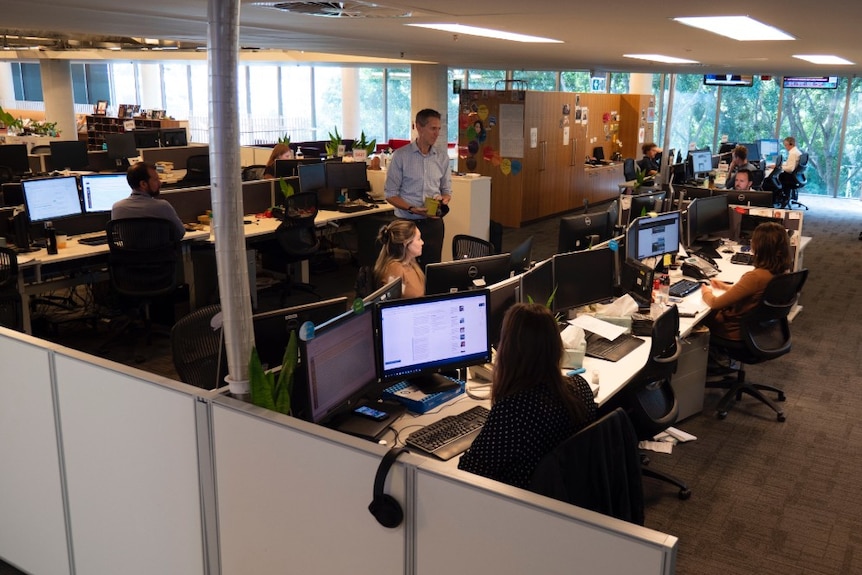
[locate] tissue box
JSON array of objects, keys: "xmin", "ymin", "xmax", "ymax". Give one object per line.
[{"xmin": 562, "ymin": 341, "xmax": 586, "ymax": 369}]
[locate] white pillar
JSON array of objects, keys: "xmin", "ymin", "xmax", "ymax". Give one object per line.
[
  {"xmin": 409, "ymin": 64, "xmax": 448, "ymax": 145},
  {"xmin": 138, "ymin": 64, "xmax": 163, "ymax": 110},
  {"xmin": 39, "ymin": 60, "xmax": 76, "ymax": 140},
  {"xmin": 629, "ymin": 73, "xmax": 654, "ymax": 95},
  {"xmin": 0, "ymin": 62, "xmax": 16, "ymax": 105},
  {"xmin": 341, "ymin": 68, "xmax": 360, "ymax": 139}
]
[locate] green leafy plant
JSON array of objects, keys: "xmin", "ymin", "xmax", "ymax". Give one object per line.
[
  {"xmin": 526, "ymin": 286, "xmax": 564, "ymax": 323},
  {"xmin": 325, "ymin": 126, "xmax": 342, "ymax": 157},
  {"xmin": 353, "ymin": 130, "xmax": 376, "ymax": 155},
  {"xmin": 28, "ymin": 120, "xmax": 61, "ymax": 137},
  {"xmin": 0, "ymin": 106, "xmax": 25, "ymax": 132},
  {"xmin": 634, "ymin": 166, "xmax": 647, "ymax": 189},
  {"xmin": 277, "ymin": 134, "xmax": 291, "ymax": 145},
  {"xmin": 249, "ymin": 330, "xmax": 298, "ymax": 416},
  {"xmin": 279, "ymin": 178, "xmax": 295, "ymax": 199}
]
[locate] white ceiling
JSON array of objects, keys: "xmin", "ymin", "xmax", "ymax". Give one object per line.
[{"xmin": 3, "ymin": 0, "xmax": 861, "ymax": 76}]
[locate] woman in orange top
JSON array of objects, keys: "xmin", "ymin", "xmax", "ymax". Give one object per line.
[{"xmin": 373, "ymin": 219, "xmax": 425, "ymax": 299}]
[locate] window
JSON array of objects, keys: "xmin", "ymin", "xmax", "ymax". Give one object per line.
[
  {"xmin": 560, "ymin": 71, "xmax": 591, "ymax": 92},
  {"xmin": 11, "ymin": 62, "xmax": 44, "ymax": 101}
]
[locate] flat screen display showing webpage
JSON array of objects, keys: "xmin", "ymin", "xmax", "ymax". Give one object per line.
[
  {"xmin": 633, "ymin": 211, "xmax": 680, "ymax": 260},
  {"xmin": 81, "ymin": 174, "xmax": 130, "ymax": 213}
]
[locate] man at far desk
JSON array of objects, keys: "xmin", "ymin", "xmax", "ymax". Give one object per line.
[
  {"xmin": 637, "ymin": 142, "xmax": 662, "ymax": 176},
  {"xmin": 384, "ymin": 108, "xmax": 451, "ymax": 266},
  {"xmin": 112, "ymin": 162, "xmax": 186, "ymax": 240}
]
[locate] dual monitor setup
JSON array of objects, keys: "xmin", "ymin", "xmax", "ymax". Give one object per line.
[
  {"xmin": 278, "ymin": 159, "xmax": 372, "ymax": 209},
  {"xmin": 669, "ymin": 138, "xmax": 781, "ymax": 186}
]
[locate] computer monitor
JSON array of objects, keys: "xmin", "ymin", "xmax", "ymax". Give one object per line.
[
  {"xmin": 0, "ymin": 144, "xmax": 31, "ymax": 176},
  {"xmin": 558, "ymin": 210, "xmax": 611, "ymax": 252},
  {"xmin": 424, "ymin": 252, "xmax": 512, "ymax": 295},
  {"xmin": 628, "ymin": 191, "xmax": 667, "ymax": 224},
  {"xmin": 718, "ymin": 142, "xmax": 736, "ymax": 156},
  {"xmin": 669, "ymin": 161, "xmax": 688, "ymax": 185},
  {"xmin": 133, "ymin": 129, "xmax": 161, "ymax": 149},
  {"xmin": 519, "ymin": 256, "xmax": 554, "ymax": 307},
  {"xmin": 276, "ymin": 157, "xmax": 323, "ymax": 179},
  {"xmin": 712, "ymin": 188, "xmax": 774, "ymax": 208},
  {"xmin": 104, "ymin": 133, "xmax": 138, "ymax": 167},
  {"xmin": 737, "ymin": 142, "xmax": 759, "ymax": 163},
  {"xmin": 301, "ymin": 310, "xmax": 378, "ymax": 423},
  {"xmin": 252, "ymin": 297, "xmax": 349, "ymax": 370},
  {"xmin": 689, "ymin": 149, "xmax": 712, "ymax": 178},
  {"xmin": 628, "ymin": 210, "xmax": 681, "ymax": 261},
  {"xmin": 508, "ymin": 235, "xmax": 533, "ymax": 274},
  {"xmin": 81, "ymin": 173, "xmax": 130, "ymax": 213},
  {"xmin": 160, "ymin": 128, "xmax": 188, "ymax": 147},
  {"xmin": 487, "ymin": 274, "xmax": 520, "ymax": 348},
  {"xmin": 325, "ymin": 161, "xmax": 370, "ymax": 195},
  {"xmin": 757, "ymin": 138, "xmax": 780, "ymax": 163},
  {"xmin": 686, "ymin": 195, "xmax": 730, "ymax": 246},
  {"xmin": 297, "ymin": 162, "xmax": 326, "ymax": 192},
  {"xmin": 363, "ymin": 276, "xmax": 403, "ymax": 306},
  {"xmin": 375, "ymin": 289, "xmax": 491, "ymax": 392},
  {"xmin": 552, "ymin": 247, "xmax": 615, "ymax": 313},
  {"xmin": 49, "ymin": 140, "xmax": 89, "ymax": 171},
  {"xmin": 22, "ymin": 176, "xmax": 82, "ymax": 224}
]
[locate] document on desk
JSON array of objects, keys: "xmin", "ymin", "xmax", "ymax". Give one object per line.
[
  {"xmin": 15, "ymin": 255, "xmax": 36, "ymax": 265},
  {"xmin": 568, "ymin": 315, "xmax": 628, "ymax": 340}
]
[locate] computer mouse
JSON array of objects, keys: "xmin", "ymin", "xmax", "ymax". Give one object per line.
[{"xmin": 722, "ymin": 249, "xmax": 734, "ymax": 254}]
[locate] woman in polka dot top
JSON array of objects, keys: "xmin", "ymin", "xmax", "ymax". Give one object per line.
[{"xmin": 458, "ymin": 303, "xmax": 597, "ymax": 488}]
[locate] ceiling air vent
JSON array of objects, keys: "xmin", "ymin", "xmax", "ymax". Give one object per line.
[{"xmin": 256, "ymin": 1, "xmax": 413, "ymax": 18}]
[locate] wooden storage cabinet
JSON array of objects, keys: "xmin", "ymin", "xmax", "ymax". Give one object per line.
[{"xmin": 84, "ymin": 115, "xmax": 184, "ymax": 150}]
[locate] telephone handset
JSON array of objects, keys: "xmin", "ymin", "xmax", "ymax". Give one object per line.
[{"xmin": 681, "ymin": 255, "xmax": 718, "ymax": 280}]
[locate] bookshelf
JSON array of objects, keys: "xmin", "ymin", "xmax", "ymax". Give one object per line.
[{"xmin": 84, "ymin": 115, "xmax": 186, "ymax": 150}]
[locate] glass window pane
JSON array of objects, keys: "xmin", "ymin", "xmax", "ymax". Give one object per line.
[
  {"xmin": 248, "ymin": 64, "xmax": 280, "ymax": 117},
  {"xmin": 386, "ymin": 68, "xmax": 411, "ymax": 141},
  {"xmin": 667, "ymin": 74, "xmax": 717, "ymax": 155},
  {"xmin": 716, "ymin": 78, "xmax": 779, "ymax": 148},
  {"xmin": 515, "ymin": 71, "xmax": 557, "ymax": 91},
  {"xmin": 189, "ymin": 63, "xmax": 208, "ymax": 116},
  {"xmin": 281, "ymin": 65, "xmax": 314, "ymax": 141},
  {"xmin": 21, "ymin": 63, "xmax": 44, "ymax": 101},
  {"xmin": 780, "ymin": 78, "xmax": 849, "ymax": 197},
  {"xmin": 161, "ymin": 63, "xmax": 189, "ymax": 118},
  {"xmin": 468, "ymin": 69, "xmax": 505, "ymax": 90},
  {"xmin": 448, "ymin": 69, "xmax": 466, "ymax": 144},
  {"xmin": 560, "ymin": 71, "xmax": 590, "ymax": 92},
  {"xmin": 111, "ymin": 62, "xmax": 138, "ymax": 107},
  {"xmin": 71, "ymin": 63, "xmax": 88, "ymax": 104},
  {"xmin": 84, "ymin": 63, "xmax": 111, "ymax": 104},
  {"xmin": 838, "ymin": 79, "xmax": 862, "ymax": 199},
  {"xmin": 610, "ymin": 73, "xmax": 629, "ymax": 94},
  {"xmin": 314, "ymin": 66, "xmax": 343, "ymax": 142},
  {"xmin": 358, "ymin": 68, "xmax": 385, "ymax": 143}
]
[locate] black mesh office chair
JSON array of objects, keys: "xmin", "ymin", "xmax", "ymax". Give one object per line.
[
  {"xmin": 106, "ymin": 218, "xmax": 181, "ymax": 359},
  {"xmin": 707, "ymin": 269, "xmax": 808, "ymax": 422},
  {"xmin": 749, "ymin": 168, "xmax": 766, "ymax": 191},
  {"xmin": 242, "ymin": 165, "xmax": 267, "ymax": 181},
  {"xmin": 763, "ymin": 156, "xmax": 784, "ymax": 205},
  {"xmin": 781, "ymin": 152, "xmax": 809, "ymax": 210},
  {"xmin": 530, "ymin": 407, "xmax": 644, "ymax": 525},
  {"xmin": 623, "ymin": 158, "xmax": 638, "ymax": 182},
  {"xmin": 452, "ymin": 234, "xmax": 495, "ymax": 260},
  {"xmin": 181, "ymin": 154, "xmax": 211, "ymax": 186},
  {"xmin": 171, "ymin": 304, "xmax": 227, "ymax": 390},
  {"xmin": 273, "ymin": 192, "xmax": 321, "ymax": 300},
  {"xmin": 0, "ymin": 246, "xmax": 23, "ymax": 331},
  {"xmin": 602, "ymin": 305, "xmax": 691, "ymax": 500},
  {"xmin": 0, "ymin": 166, "xmax": 14, "ymax": 185}
]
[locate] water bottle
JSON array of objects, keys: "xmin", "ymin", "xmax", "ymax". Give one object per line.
[{"xmin": 45, "ymin": 221, "xmax": 58, "ymax": 255}]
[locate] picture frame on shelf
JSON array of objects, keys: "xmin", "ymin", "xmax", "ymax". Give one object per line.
[
  {"xmin": 117, "ymin": 104, "xmax": 128, "ymax": 119},
  {"xmin": 94, "ymin": 100, "xmax": 108, "ymax": 116}
]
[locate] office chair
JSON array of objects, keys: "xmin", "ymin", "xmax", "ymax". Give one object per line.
[
  {"xmin": 452, "ymin": 234, "xmax": 495, "ymax": 260},
  {"xmin": 602, "ymin": 305, "xmax": 691, "ymax": 500},
  {"xmin": 171, "ymin": 304, "xmax": 227, "ymax": 389},
  {"xmin": 272, "ymin": 191, "xmax": 321, "ymax": 301},
  {"xmin": 749, "ymin": 168, "xmax": 766, "ymax": 191},
  {"xmin": 105, "ymin": 217, "xmax": 181, "ymax": 361},
  {"xmin": 241, "ymin": 164, "xmax": 267, "ymax": 181},
  {"xmin": 707, "ymin": 269, "xmax": 809, "ymax": 422},
  {"xmin": 181, "ymin": 154, "xmax": 211, "ymax": 185},
  {"xmin": 0, "ymin": 166, "xmax": 13, "ymax": 185},
  {"xmin": 623, "ymin": 158, "xmax": 637, "ymax": 182},
  {"xmin": 0, "ymin": 246, "xmax": 23, "ymax": 331},
  {"xmin": 781, "ymin": 152, "xmax": 809, "ymax": 210},
  {"xmin": 763, "ymin": 156, "xmax": 784, "ymax": 205},
  {"xmin": 530, "ymin": 407, "xmax": 644, "ymax": 525}
]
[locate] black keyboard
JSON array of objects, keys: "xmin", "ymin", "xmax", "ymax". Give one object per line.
[
  {"xmin": 585, "ymin": 332, "xmax": 645, "ymax": 362},
  {"xmin": 406, "ymin": 405, "xmax": 490, "ymax": 460},
  {"xmin": 78, "ymin": 234, "xmax": 108, "ymax": 246},
  {"xmin": 669, "ymin": 278, "xmax": 701, "ymax": 298},
  {"xmin": 731, "ymin": 252, "xmax": 754, "ymax": 265}
]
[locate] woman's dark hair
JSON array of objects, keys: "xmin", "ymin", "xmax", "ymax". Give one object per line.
[
  {"xmin": 492, "ymin": 303, "xmax": 587, "ymax": 422},
  {"xmin": 752, "ymin": 222, "xmax": 792, "ymax": 274}
]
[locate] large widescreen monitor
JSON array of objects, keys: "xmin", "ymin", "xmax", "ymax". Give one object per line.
[
  {"xmin": 627, "ymin": 191, "xmax": 667, "ymax": 225},
  {"xmin": 519, "ymin": 256, "xmax": 554, "ymax": 307},
  {"xmin": 133, "ymin": 129, "xmax": 161, "ymax": 149},
  {"xmin": 712, "ymin": 188, "xmax": 774, "ymax": 208},
  {"xmin": 375, "ymin": 289, "xmax": 490, "ymax": 393},
  {"xmin": 276, "ymin": 157, "xmax": 323, "ymax": 179},
  {"xmin": 297, "ymin": 162, "xmax": 326, "ymax": 192},
  {"xmin": 690, "ymin": 149, "xmax": 713, "ymax": 177},
  {"xmin": 686, "ymin": 195, "xmax": 730, "ymax": 246},
  {"xmin": 104, "ymin": 133, "xmax": 138, "ymax": 163},
  {"xmin": 160, "ymin": 128, "xmax": 188, "ymax": 147},
  {"xmin": 783, "ymin": 76, "xmax": 839, "ymax": 89},
  {"xmin": 552, "ymin": 247, "xmax": 616, "ymax": 313},
  {"xmin": 703, "ymin": 74, "xmax": 754, "ymax": 87},
  {"xmin": 0, "ymin": 144, "xmax": 31, "ymax": 175},
  {"xmin": 22, "ymin": 176, "xmax": 82, "ymax": 224},
  {"xmin": 424, "ymin": 252, "xmax": 512, "ymax": 295},
  {"xmin": 758, "ymin": 138, "xmax": 781, "ymax": 163},
  {"xmin": 81, "ymin": 173, "xmax": 130, "ymax": 213},
  {"xmin": 49, "ymin": 140, "xmax": 90, "ymax": 171},
  {"xmin": 325, "ymin": 161, "xmax": 370, "ymax": 191},
  {"xmin": 301, "ymin": 310, "xmax": 378, "ymax": 423},
  {"xmin": 628, "ymin": 210, "xmax": 681, "ymax": 261},
  {"xmin": 487, "ymin": 274, "xmax": 520, "ymax": 348},
  {"xmin": 558, "ymin": 210, "xmax": 611, "ymax": 252}
]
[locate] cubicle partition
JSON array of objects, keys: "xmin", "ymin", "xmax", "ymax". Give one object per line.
[
  {"xmin": 141, "ymin": 144, "xmax": 210, "ymax": 170},
  {"xmin": 0, "ymin": 326, "xmax": 678, "ymax": 575}
]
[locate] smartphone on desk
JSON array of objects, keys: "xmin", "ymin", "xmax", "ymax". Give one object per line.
[{"xmin": 354, "ymin": 405, "xmax": 389, "ymax": 421}]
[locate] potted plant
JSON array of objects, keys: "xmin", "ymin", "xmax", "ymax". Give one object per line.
[
  {"xmin": 633, "ymin": 166, "xmax": 647, "ymax": 191},
  {"xmin": 0, "ymin": 106, "xmax": 24, "ymax": 134},
  {"xmin": 353, "ymin": 131, "xmax": 377, "ymax": 157},
  {"xmin": 248, "ymin": 330, "xmax": 298, "ymax": 416},
  {"xmin": 325, "ymin": 126, "xmax": 343, "ymax": 158}
]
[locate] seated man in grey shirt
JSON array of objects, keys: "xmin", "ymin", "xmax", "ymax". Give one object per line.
[{"xmin": 112, "ymin": 161, "xmax": 185, "ymax": 240}]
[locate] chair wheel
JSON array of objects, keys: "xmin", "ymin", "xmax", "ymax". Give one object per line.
[
  {"xmin": 679, "ymin": 488, "xmax": 692, "ymax": 500},
  {"xmin": 777, "ymin": 412, "xmax": 786, "ymax": 422},
  {"xmin": 777, "ymin": 393, "xmax": 786, "ymax": 402},
  {"xmin": 717, "ymin": 410, "xmax": 728, "ymax": 419}
]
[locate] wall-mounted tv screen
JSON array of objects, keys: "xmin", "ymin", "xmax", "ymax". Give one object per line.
[
  {"xmin": 703, "ymin": 74, "xmax": 754, "ymax": 87},
  {"xmin": 782, "ymin": 76, "xmax": 839, "ymax": 89}
]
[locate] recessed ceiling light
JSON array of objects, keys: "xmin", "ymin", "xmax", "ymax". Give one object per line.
[
  {"xmin": 407, "ymin": 23, "xmax": 562, "ymax": 44},
  {"xmin": 623, "ymin": 54, "xmax": 699, "ymax": 64},
  {"xmin": 793, "ymin": 54, "xmax": 854, "ymax": 65},
  {"xmin": 674, "ymin": 16, "xmax": 794, "ymax": 41}
]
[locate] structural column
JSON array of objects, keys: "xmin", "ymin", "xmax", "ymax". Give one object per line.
[
  {"xmin": 409, "ymin": 64, "xmax": 448, "ymax": 145},
  {"xmin": 39, "ymin": 59, "xmax": 76, "ymax": 140}
]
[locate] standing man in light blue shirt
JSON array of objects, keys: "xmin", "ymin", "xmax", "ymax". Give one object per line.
[{"xmin": 384, "ymin": 108, "xmax": 452, "ymax": 267}]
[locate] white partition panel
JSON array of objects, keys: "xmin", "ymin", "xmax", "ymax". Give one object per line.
[
  {"xmin": 0, "ymin": 330, "xmax": 70, "ymax": 575},
  {"xmin": 212, "ymin": 401, "xmax": 406, "ymax": 575},
  {"xmin": 54, "ymin": 353, "xmax": 204, "ymax": 575},
  {"xmin": 414, "ymin": 469, "xmax": 677, "ymax": 575}
]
